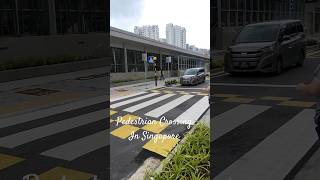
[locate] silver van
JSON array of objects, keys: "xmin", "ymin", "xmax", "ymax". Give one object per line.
[
  {"xmin": 224, "ymin": 20, "xmax": 306, "ymax": 75},
  {"xmin": 180, "ymin": 68, "xmax": 206, "ymax": 85}
]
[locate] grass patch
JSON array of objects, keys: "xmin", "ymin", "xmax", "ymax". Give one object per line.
[
  {"xmin": 149, "ymin": 123, "xmax": 210, "ymax": 180},
  {"xmin": 0, "ymin": 55, "xmax": 95, "ymax": 71}
]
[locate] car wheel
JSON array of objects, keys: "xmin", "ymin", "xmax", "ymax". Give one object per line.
[{"xmin": 296, "ymin": 51, "xmax": 305, "ymax": 67}]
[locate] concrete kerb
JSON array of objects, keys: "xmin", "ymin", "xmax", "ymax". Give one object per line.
[{"xmin": 127, "ymin": 108, "xmax": 210, "ymax": 180}]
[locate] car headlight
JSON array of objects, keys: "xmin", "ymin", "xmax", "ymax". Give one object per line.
[{"xmin": 261, "ymin": 46, "xmax": 274, "ymax": 54}]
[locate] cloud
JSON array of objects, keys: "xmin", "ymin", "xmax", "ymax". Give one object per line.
[{"xmin": 110, "ymin": 0, "xmax": 144, "ymax": 31}]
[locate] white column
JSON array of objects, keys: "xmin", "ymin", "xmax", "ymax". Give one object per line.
[
  {"xmin": 124, "ymin": 45, "xmax": 128, "ymax": 73},
  {"xmin": 48, "ymin": 0, "xmax": 57, "ymax": 35}
]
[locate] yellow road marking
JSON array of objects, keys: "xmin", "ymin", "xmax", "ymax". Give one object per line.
[
  {"xmin": 111, "ymin": 125, "xmax": 140, "ymax": 139},
  {"xmin": 260, "ymin": 96, "xmax": 292, "ymax": 101},
  {"xmin": 142, "ymin": 120, "xmax": 169, "ymax": 133},
  {"xmin": 0, "ymin": 154, "xmax": 24, "ymax": 170},
  {"xmin": 110, "ymin": 110, "xmax": 117, "ymax": 116},
  {"xmin": 223, "ymin": 97, "xmax": 255, "ymax": 103},
  {"xmin": 0, "ymin": 91, "xmax": 97, "ymax": 116},
  {"xmin": 215, "ymin": 94, "xmax": 240, "ymax": 98},
  {"xmin": 197, "ymin": 93, "xmax": 209, "ymax": 96},
  {"xmin": 163, "ymin": 90, "xmax": 174, "ymax": 94},
  {"xmin": 39, "ymin": 167, "xmax": 94, "ymax": 180},
  {"xmin": 150, "ymin": 90, "xmax": 160, "ymax": 93},
  {"xmin": 279, "ymin": 101, "xmax": 316, "ymax": 108},
  {"xmin": 143, "ymin": 136, "xmax": 180, "ymax": 157}
]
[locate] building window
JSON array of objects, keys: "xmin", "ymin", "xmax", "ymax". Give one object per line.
[
  {"xmin": 112, "ymin": 47, "xmax": 125, "ymax": 73},
  {"xmin": 0, "ymin": 0, "xmax": 49, "ymax": 36},
  {"xmin": 55, "ymin": 0, "xmax": 107, "ymax": 34}
]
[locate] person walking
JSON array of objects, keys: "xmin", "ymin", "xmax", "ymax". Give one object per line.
[{"xmin": 297, "ymin": 65, "xmax": 320, "ymax": 138}]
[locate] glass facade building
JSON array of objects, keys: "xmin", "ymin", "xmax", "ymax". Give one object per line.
[
  {"xmin": 212, "ymin": 0, "xmax": 305, "ymax": 49},
  {"xmin": 212, "ymin": 0, "xmax": 304, "ymax": 28},
  {"xmin": 111, "ymin": 47, "xmax": 204, "ymax": 73},
  {"xmin": 0, "ymin": 0, "xmax": 107, "ymax": 37}
]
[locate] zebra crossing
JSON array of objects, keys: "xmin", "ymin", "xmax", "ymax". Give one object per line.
[
  {"xmin": 0, "ymin": 95, "xmax": 108, "ymax": 179},
  {"xmin": 212, "ymin": 97, "xmax": 318, "ymax": 180},
  {"xmin": 110, "ymin": 90, "xmax": 209, "ymax": 155}
]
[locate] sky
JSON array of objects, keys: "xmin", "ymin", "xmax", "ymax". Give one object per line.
[{"xmin": 110, "ymin": 0, "xmax": 210, "ymax": 49}]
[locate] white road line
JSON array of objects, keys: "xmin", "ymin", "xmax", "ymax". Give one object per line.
[
  {"xmin": 215, "ymin": 109, "xmax": 317, "ymax": 180},
  {"xmin": 174, "ymin": 96, "xmax": 209, "ymax": 125},
  {"xmin": 110, "ymin": 92, "xmax": 147, "ymax": 102},
  {"xmin": 0, "ymin": 110, "xmax": 106, "ymax": 148},
  {"xmin": 123, "ymin": 94, "xmax": 175, "ymax": 113},
  {"xmin": 307, "ymin": 49, "xmax": 320, "ymax": 56},
  {"xmin": 212, "ymin": 73, "xmax": 229, "ymax": 78},
  {"xmin": 41, "ymin": 130, "xmax": 108, "ymax": 161},
  {"xmin": 212, "ymin": 104, "xmax": 270, "ymax": 141},
  {"xmin": 167, "ymin": 87, "xmax": 206, "ymax": 90},
  {"xmin": 110, "ymin": 93, "xmax": 159, "ymax": 108},
  {"xmin": 211, "ymin": 83, "xmax": 297, "ymax": 88},
  {"xmin": 145, "ymin": 95, "xmax": 194, "ymax": 118},
  {"xmin": 0, "ymin": 96, "xmax": 106, "ymax": 129}
]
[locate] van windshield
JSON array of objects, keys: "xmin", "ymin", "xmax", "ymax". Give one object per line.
[
  {"xmin": 184, "ymin": 69, "xmax": 198, "ymax": 75},
  {"xmin": 235, "ymin": 24, "xmax": 280, "ymax": 43}
]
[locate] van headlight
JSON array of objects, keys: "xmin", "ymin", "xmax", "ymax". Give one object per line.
[{"xmin": 261, "ymin": 46, "xmax": 274, "ymax": 53}]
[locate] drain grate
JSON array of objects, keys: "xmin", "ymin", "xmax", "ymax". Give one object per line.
[{"xmin": 16, "ymin": 88, "xmax": 59, "ymax": 96}]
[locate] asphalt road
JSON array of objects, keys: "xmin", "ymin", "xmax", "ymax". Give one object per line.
[
  {"xmin": 0, "ymin": 68, "xmax": 109, "ymax": 180},
  {"xmin": 211, "ymin": 57, "xmax": 320, "ymax": 180}
]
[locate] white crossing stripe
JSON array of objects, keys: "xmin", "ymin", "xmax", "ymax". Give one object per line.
[
  {"xmin": 0, "ymin": 96, "xmax": 106, "ymax": 129},
  {"xmin": 145, "ymin": 95, "xmax": 194, "ymax": 118},
  {"xmin": 174, "ymin": 96, "xmax": 209, "ymax": 125},
  {"xmin": 110, "ymin": 92, "xmax": 147, "ymax": 102},
  {"xmin": 215, "ymin": 109, "xmax": 316, "ymax": 180},
  {"xmin": 41, "ymin": 130, "xmax": 108, "ymax": 161},
  {"xmin": 123, "ymin": 94, "xmax": 175, "ymax": 113},
  {"xmin": 110, "ymin": 93, "xmax": 159, "ymax": 108},
  {"xmin": 0, "ymin": 110, "xmax": 106, "ymax": 148},
  {"xmin": 212, "ymin": 104, "xmax": 270, "ymax": 141}
]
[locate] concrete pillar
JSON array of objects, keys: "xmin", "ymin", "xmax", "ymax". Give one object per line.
[
  {"xmin": 14, "ymin": 0, "xmax": 20, "ymax": 35},
  {"xmin": 112, "ymin": 48, "xmax": 116, "ymax": 73},
  {"xmin": 124, "ymin": 44, "xmax": 128, "ymax": 73},
  {"xmin": 313, "ymin": 8, "xmax": 316, "ymax": 34},
  {"xmin": 217, "ymin": 0, "xmax": 222, "ymax": 27},
  {"xmin": 48, "ymin": 0, "xmax": 57, "ymax": 35}
]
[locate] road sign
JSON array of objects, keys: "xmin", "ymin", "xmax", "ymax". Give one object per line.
[
  {"xmin": 147, "ymin": 56, "xmax": 154, "ymax": 64},
  {"xmin": 166, "ymin": 56, "xmax": 172, "ymax": 63},
  {"xmin": 142, "ymin": 53, "xmax": 147, "ymax": 62}
]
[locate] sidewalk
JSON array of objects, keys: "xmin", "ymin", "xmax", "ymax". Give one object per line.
[{"xmin": 110, "ymin": 77, "xmax": 179, "ymax": 100}]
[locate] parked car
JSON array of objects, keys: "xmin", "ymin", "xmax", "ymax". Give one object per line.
[
  {"xmin": 180, "ymin": 68, "xmax": 206, "ymax": 85},
  {"xmin": 224, "ymin": 20, "xmax": 306, "ymax": 75}
]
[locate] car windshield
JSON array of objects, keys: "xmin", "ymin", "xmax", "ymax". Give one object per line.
[
  {"xmin": 184, "ymin": 69, "xmax": 198, "ymax": 75},
  {"xmin": 235, "ymin": 24, "xmax": 280, "ymax": 43}
]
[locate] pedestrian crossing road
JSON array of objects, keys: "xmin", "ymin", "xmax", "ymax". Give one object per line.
[
  {"xmin": 110, "ymin": 89, "xmax": 209, "ymax": 179},
  {"xmin": 212, "ymin": 93, "xmax": 318, "ymax": 180},
  {"xmin": 0, "ymin": 95, "xmax": 108, "ymax": 180}
]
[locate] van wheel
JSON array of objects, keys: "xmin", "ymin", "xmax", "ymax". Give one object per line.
[
  {"xmin": 274, "ymin": 59, "xmax": 283, "ymax": 75},
  {"xmin": 296, "ymin": 51, "xmax": 305, "ymax": 67}
]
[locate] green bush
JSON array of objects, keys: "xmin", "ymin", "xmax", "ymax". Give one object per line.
[{"xmin": 149, "ymin": 123, "xmax": 210, "ymax": 180}]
